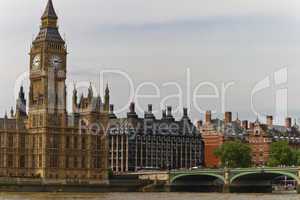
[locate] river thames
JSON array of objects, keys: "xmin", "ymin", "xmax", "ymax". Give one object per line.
[{"xmin": 0, "ymin": 193, "xmax": 299, "ymax": 200}]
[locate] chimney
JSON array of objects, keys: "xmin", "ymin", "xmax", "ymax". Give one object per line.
[
  {"xmin": 205, "ymin": 111, "xmax": 212, "ymax": 124},
  {"xmin": 129, "ymin": 102, "xmax": 135, "ymax": 113},
  {"xmin": 127, "ymin": 102, "xmax": 138, "ymax": 118},
  {"xmin": 249, "ymin": 122, "xmax": 254, "ymax": 130},
  {"xmin": 145, "ymin": 104, "xmax": 155, "ymax": 119},
  {"xmin": 162, "ymin": 109, "xmax": 166, "ymax": 119},
  {"xmin": 109, "ymin": 104, "xmax": 114, "ymax": 114},
  {"xmin": 196, "ymin": 120, "xmax": 203, "ymax": 129},
  {"xmin": 285, "ymin": 117, "xmax": 292, "ymax": 129},
  {"xmin": 183, "ymin": 108, "xmax": 188, "ymax": 117},
  {"xmin": 266, "ymin": 115, "xmax": 273, "ymax": 127},
  {"xmin": 148, "ymin": 104, "xmax": 152, "ymax": 113},
  {"xmin": 242, "ymin": 120, "xmax": 248, "ymax": 129},
  {"xmin": 224, "ymin": 112, "xmax": 232, "ymax": 124},
  {"xmin": 167, "ymin": 106, "xmax": 172, "ymax": 116}
]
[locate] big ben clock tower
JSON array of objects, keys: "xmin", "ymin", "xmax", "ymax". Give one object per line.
[{"xmin": 29, "ymin": 0, "xmax": 67, "ymax": 128}]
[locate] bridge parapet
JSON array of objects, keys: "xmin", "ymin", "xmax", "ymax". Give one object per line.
[
  {"xmin": 167, "ymin": 167, "xmax": 300, "ymax": 192},
  {"xmin": 229, "ymin": 167, "xmax": 300, "ymax": 184}
]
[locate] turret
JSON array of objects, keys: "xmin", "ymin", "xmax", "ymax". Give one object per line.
[
  {"xmin": 16, "ymin": 86, "xmax": 27, "ymax": 118},
  {"xmin": 72, "ymin": 85, "xmax": 78, "ymax": 112},
  {"xmin": 109, "ymin": 104, "xmax": 117, "ymax": 119},
  {"xmin": 95, "ymin": 95, "xmax": 102, "ymax": 112},
  {"xmin": 10, "ymin": 107, "xmax": 14, "ymax": 118},
  {"xmin": 79, "ymin": 93, "xmax": 84, "ymax": 108},
  {"xmin": 104, "ymin": 83, "xmax": 110, "ymax": 112},
  {"xmin": 88, "ymin": 83, "xmax": 93, "ymax": 102}
]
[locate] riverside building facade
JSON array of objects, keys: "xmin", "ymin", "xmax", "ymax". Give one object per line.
[
  {"xmin": 199, "ymin": 111, "xmax": 300, "ymax": 167},
  {"xmin": 107, "ymin": 103, "xmax": 204, "ymax": 173}
]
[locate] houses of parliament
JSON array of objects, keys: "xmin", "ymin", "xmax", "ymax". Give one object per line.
[
  {"xmin": 0, "ymin": 0, "xmax": 110, "ymax": 183},
  {"xmin": 0, "ymin": 0, "xmax": 205, "ymax": 185}
]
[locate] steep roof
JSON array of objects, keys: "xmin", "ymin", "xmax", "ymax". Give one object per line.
[
  {"xmin": 33, "ymin": 0, "xmax": 64, "ymax": 44},
  {"xmin": 34, "ymin": 27, "xmax": 64, "ymax": 43},
  {"xmin": 41, "ymin": 0, "xmax": 58, "ymax": 20}
]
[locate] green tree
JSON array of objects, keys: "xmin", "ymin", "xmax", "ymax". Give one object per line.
[
  {"xmin": 214, "ymin": 141, "xmax": 252, "ymax": 168},
  {"xmin": 292, "ymin": 149, "xmax": 300, "ymax": 165},
  {"xmin": 268, "ymin": 141, "xmax": 296, "ymax": 167},
  {"xmin": 107, "ymin": 168, "xmax": 114, "ymax": 178}
]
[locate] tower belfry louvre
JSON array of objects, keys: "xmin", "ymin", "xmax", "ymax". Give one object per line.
[{"xmin": 0, "ymin": 0, "xmax": 109, "ymax": 183}]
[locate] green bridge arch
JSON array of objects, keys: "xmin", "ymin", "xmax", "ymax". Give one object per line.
[
  {"xmin": 230, "ymin": 170, "xmax": 300, "ymax": 184},
  {"xmin": 170, "ymin": 173, "xmax": 225, "ymax": 184}
]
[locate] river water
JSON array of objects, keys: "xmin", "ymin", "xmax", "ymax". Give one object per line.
[{"xmin": 0, "ymin": 193, "xmax": 299, "ymax": 200}]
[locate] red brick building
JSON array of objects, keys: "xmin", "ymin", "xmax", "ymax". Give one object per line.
[
  {"xmin": 199, "ymin": 111, "xmax": 224, "ymax": 167},
  {"xmin": 198, "ymin": 111, "xmax": 300, "ymax": 167},
  {"xmin": 247, "ymin": 119, "xmax": 272, "ymax": 166},
  {"xmin": 199, "ymin": 111, "xmax": 245, "ymax": 168},
  {"xmin": 247, "ymin": 116, "xmax": 299, "ymax": 166}
]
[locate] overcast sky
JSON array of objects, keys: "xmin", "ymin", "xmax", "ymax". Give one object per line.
[{"xmin": 1, "ymin": 0, "xmax": 300, "ymax": 124}]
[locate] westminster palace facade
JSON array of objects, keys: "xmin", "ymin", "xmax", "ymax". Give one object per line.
[{"xmin": 0, "ymin": 0, "xmax": 109, "ymax": 183}]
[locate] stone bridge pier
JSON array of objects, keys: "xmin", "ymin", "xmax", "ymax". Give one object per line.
[{"xmin": 223, "ymin": 168, "xmax": 230, "ymax": 193}]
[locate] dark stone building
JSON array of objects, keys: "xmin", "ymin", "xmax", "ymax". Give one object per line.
[{"xmin": 107, "ymin": 103, "xmax": 204, "ymax": 173}]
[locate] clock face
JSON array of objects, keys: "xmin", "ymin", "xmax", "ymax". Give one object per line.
[
  {"xmin": 49, "ymin": 55, "xmax": 62, "ymax": 69},
  {"xmin": 32, "ymin": 54, "xmax": 41, "ymax": 70}
]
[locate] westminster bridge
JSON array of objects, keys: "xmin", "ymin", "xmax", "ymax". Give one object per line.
[{"xmin": 134, "ymin": 167, "xmax": 300, "ymax": 192}]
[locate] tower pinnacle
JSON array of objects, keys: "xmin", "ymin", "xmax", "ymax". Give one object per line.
[
  {"xmin": 34, "ymin": 0, "xmax": 64, "ymax": 44},
  {"xmin": 41, "ymin": 0, "xmax": 58, "ymax": 20},
  {"xmin": 105, "ymin": 83, "xmax": 110, "ymax": 94},
  {"xmin": 104, "ymin": 83, "xmax": 110, "ymax": 112}
]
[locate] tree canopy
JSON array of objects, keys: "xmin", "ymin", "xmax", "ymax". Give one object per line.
[
  {"xmin": 214, "ymin": 140, "xmax": 252, "ymax": 168},
  {"xmin": 268, "ymin": 141, "xmax": 298, "ymax": 167}
]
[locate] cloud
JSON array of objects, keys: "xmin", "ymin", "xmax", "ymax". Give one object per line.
[
  {"xmin": 1, "ymin": 0, "xmax": 300, "ymax": 27},
  {"xmin": 56, "ymin": 0, "xmax": 298, "ymax": 25},
  {"xmin": 1, "ymin": 0, "xmax": 300, "ymax": 121}
]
